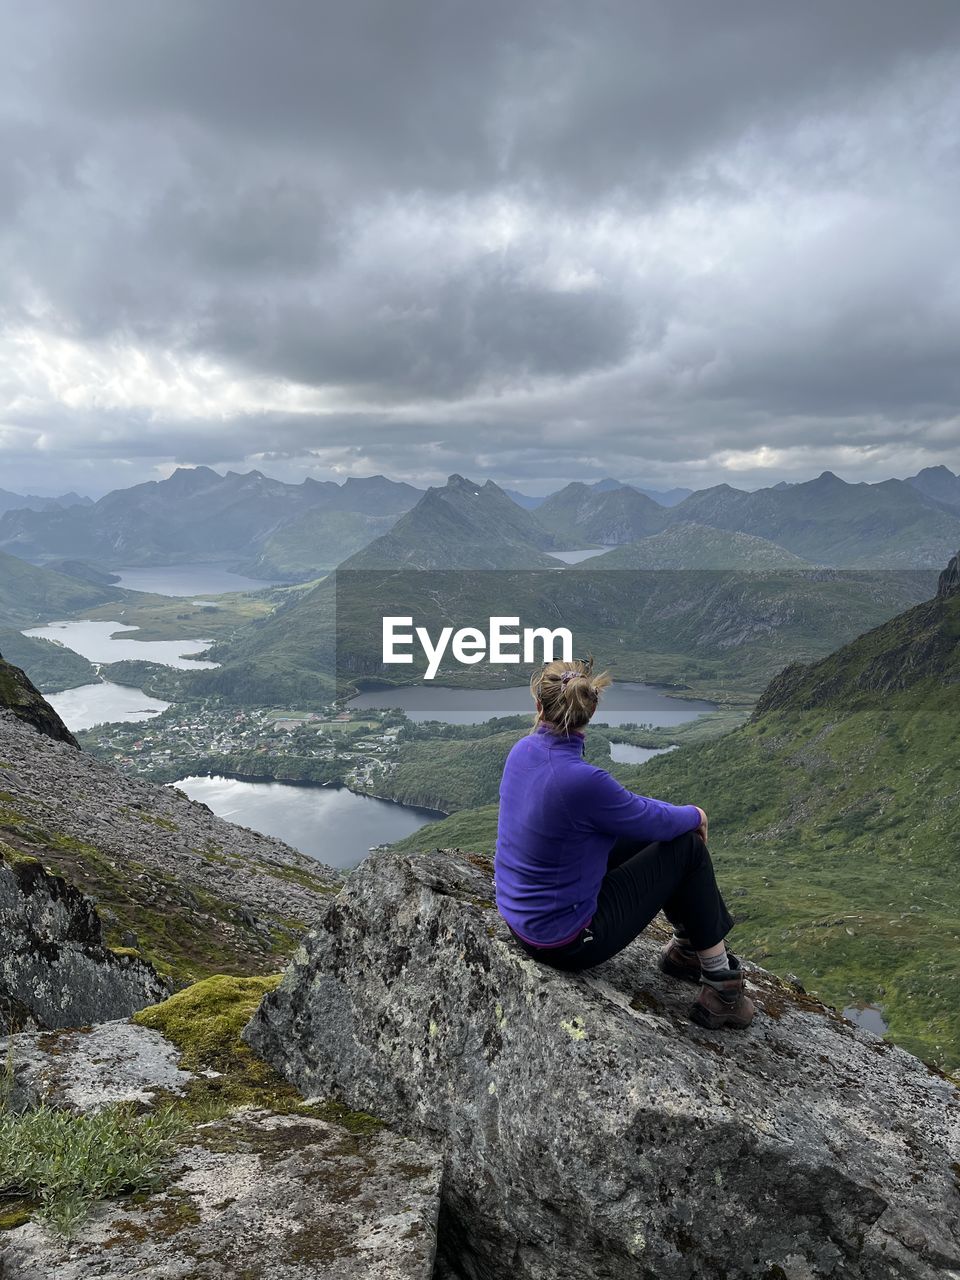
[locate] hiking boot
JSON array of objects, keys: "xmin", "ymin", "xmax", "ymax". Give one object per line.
[
  {"xmin": 658, "ymin": 937, "xmax": 702, "ymax": 985},
  {"xmin": 688, "ymin": 953, "xmax": 756, "ymax": 1030}
]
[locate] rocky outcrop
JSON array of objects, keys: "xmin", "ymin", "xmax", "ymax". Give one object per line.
[
  {"xmin": 0, "ymin": 653, "xmax": 77, "ymax": 746},
  {"xmin": 0, "ymin": 706, "xmax": 344, "ymax": 983},
  {"xmin": 938, "ymin": 548, "xmax": 960, "ymax": 597},
  {"xmin": 0, "ymin": 1020, "xmax": 442, "ymax": 1279},
  {"xmin": 0, "ymin": 846, "xmax": 170, "ymax": 1032},
  {"xmin": 245, "ymin": 848, "xmax": 960, "ymax": 1280},
  {"xmin": 0, "ymin": 1019, "xmax": 193, "ymax": 1113}
]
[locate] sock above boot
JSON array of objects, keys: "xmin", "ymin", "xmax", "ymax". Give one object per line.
[{"xmin": 698, "ymin": 949, "xmax": 732, "ymax": 975}]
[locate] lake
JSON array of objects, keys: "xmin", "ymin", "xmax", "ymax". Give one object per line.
[
  {"xmin": 842, "ymin": 1003, "xmax": 889, "ymax": 1035},
  {"xmin": 21, "ymin": 618, "xmax": 219, "ymax": 732},
  {"xmin": 22, "ymin": 619, "xmax": 220, "ymax": 668},
  {"xmin": 42, "ymin": 681, "xmax": 170, "ymax": 731},
  {"xmin": 608, "ymin": 743, "xmax": 678, "ymax": 764},
  {"xmin": 170, "ymin": 774, "xmax": 441, "ymax": 869},
  {"xmin": 347, "ymin": 682, "xmax": 714, "ymax": 726},
  {"xmin": 112, "ymin": 564, "xmax": 270, "ymax": 596},
  {"xmin": 546, "ymin": 548, "xmax": 610, "ymax": 565}
]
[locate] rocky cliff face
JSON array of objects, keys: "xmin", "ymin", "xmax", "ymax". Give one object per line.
[
  {"xmin": 245, "ymin": 848, "xmax": 960, "ymax": 1280},
  {"xmin": 0, "ymin": 847, "xmax": 170, "ymax": 1032},
  {"xmin": 0, "ymin": 652, "xmax": 78, "ymax": 746},
  {"xmin": 938, "ymin": 548, "xmax": 960, "ymax": 597}
]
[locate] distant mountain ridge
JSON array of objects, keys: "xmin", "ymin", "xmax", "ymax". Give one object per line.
[
  {"xmin": 667, "ymin": 470, "xmax": 960, "ymax": 567},
  {"xmin": 3, "ymin": 463, "xmax": 957, "ymax": 578},
  {"xmin": 0, "ymin": 468, "xmax": 423, "ymax": 579},
  {"xmin": 0, "ymin": 488, "xmax": 91, "ymax": 517}
]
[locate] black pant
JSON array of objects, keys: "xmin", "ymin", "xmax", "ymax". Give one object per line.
[{"xmin": 508, "ymin": 830, "xmax": 735, "ymax": 972}]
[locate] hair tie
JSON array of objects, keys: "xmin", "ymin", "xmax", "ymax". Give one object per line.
[{"xmin": 560, "ymin": 670, "xmax": 580, "ymax": 687}]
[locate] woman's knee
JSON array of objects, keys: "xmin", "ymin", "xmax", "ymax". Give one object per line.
[{"xmin": 675, "ymin": 828, "xmax": 709, "ymax": 867}]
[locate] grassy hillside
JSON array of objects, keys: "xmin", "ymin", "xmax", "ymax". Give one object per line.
[
  {"xmin": 342, "ymin": 474, "xmax": 560, "ymax": 570},
  {"xmin": 0, "ymin": 549, "xmax": 122, "ymax": 627},
  {"xmin": 397, "ymin": 556, "xmax": 960, "ymax": 1070},
  {"xmin": 586, "ymin": 523, "xmax": 810, "ymax": 569},
  {"xmin": 241, "ymin": 507, "xmax": 400, "ymax": 580},
  {"xmin": 0, "ymin": 630, "xmax": 97, "ymax": 692},
  {"xmin": 533, "ymin": 482, "xmax": 668, "ymax": 545}
]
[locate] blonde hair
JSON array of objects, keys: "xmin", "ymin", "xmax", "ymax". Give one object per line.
[{"xmin": 531, "ymin": 656, "xmax": 612, "ymax": 736}]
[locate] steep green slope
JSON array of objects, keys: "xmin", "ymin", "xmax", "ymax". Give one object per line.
[
  {"xmin": 533, "ymin": 482, "xmax": 669, "ymax": 546},
  {"xmin": 0, "ymin": 549, "xmax": 122, "ymax": 626},
  {"xmin": 342, "ymin": 474, "xmax": 560, "ymax": 570},
  {"xmin": 585, "ymin": 523, "xmax": 810, "ymax": 569},
  {"xmin": 241, "ymin": 507, "xmax": 400, "ymax": 580}
]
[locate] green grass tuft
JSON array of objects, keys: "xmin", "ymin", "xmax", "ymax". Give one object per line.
[{"xmin": 0, "ymin": 1102, "xmax": 187, "ymax": 1238}]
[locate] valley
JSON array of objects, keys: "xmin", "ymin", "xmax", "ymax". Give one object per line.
[{"xmin": 1, "ymin": 464, "xmax": 958, "ymax": 1071}]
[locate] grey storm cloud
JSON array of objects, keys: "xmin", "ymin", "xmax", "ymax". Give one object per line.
[{"xmin": 1, "ymin": 0, "xmax": 960, "ymax": 495}]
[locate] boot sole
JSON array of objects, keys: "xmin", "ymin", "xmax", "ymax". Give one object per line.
[{"xmin": 688, "ymin": 1002, "xmax": 755, "ymax": 1031}]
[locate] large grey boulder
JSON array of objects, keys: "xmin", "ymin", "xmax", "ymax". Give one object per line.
[
  {"xmin": 0, "ymin": 849, "xmax": 170, "ymax": 1032},
  {"xmin": 244, "ymin": 847, "xmax": 960, "ymax": 1280}
]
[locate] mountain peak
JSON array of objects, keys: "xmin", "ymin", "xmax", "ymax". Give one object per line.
[{"xmin": 164, "ymin": 466, "xmax": 219, "ymax": 491}]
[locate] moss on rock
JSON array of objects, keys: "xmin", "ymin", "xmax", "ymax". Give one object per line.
[{"xmin": 134, "ymin": 975, "xmax": 282, "ymax": 1074}]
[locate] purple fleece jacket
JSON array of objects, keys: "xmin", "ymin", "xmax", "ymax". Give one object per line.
[{"xmin": 493, "ymin": 724, "xmax": 702, "ymax": 946}]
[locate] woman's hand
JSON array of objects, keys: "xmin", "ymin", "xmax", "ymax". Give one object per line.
[{"xmin": 694, "ymin": 806, "xmax": 709, "ymax": 843}]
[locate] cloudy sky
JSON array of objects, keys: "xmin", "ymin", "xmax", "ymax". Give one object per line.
[{"xmin": 2, "ymin": 1, "xmax": 960, "ymax": 497}]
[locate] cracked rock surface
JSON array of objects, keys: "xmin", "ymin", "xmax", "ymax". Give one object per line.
[
  {"xmin": 246, "ymin": 847, "xmax": 960, "ymax": 1280},
  {"xmin": 0, "ymin": 1021, "xmax": 441, "ymax": 1280}
]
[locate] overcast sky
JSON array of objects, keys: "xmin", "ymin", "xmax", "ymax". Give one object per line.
[{"xmin": 2, "ymin": 1, "xmax": 960, "ymax": 497}]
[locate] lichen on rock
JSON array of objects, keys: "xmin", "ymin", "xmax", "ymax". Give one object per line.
[{"xmin": 244, "ymin": 847, "xmax": 960, "ymax": 1280}]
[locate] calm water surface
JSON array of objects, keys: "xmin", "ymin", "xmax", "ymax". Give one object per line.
[
  {"xmin": 347, "ymin": 681, "xmax": 714, "ymax": 727},
  {"xmin": 171, "ymin": 774, "xmax": 441, "ymax": 869},
  {"xmin": 44, "ymin": 682, "xmax": 170, "ymax": 731},
  {"xmin": 842, "ymin": 1003, "xmax": 889, "ymax": 1035},
  {"xmin": 608, "ymin": 743, "xmax": 678, "ymax": 764},
  {"xmin": 112, "ymin": 565, "xmax": 270, "ymax": 596},
  {"xmin": 546, "ymin": 548, "xmax": 610, "ymax": 565},
  {"xmin": 23, "ymin": 619, "xmax": 219, "ymax": 668}
]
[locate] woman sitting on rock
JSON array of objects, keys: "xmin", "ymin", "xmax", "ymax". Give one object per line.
[{"xmin": 493, "ymin": 657, "xmax": 754, "ymax": 1030}]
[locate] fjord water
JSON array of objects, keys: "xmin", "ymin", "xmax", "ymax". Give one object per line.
[
  {"xmin": 347, "ymin": 681, "xmax": 714, "ymax": 726},
  {"xmin": 170, "ymin": 774, "xmax": 442, "ymax": 869},
  {"xmin": 608, "ymin": 743, "xmax": 678, "ymax": 764},
  {"xmin": 111, "ymin": 564, "xmax": 270, "ymax": 596},
  {"xmin": 21, "ymin": 619, "xmax": 218, "ymax": 730},
  {"xmin": 43, "ymin": 681, "xmax": 170, "ymax": 731},
  {"xmin": 23, "ymin": 619, "xmax": 219, "ymax": 668}
]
